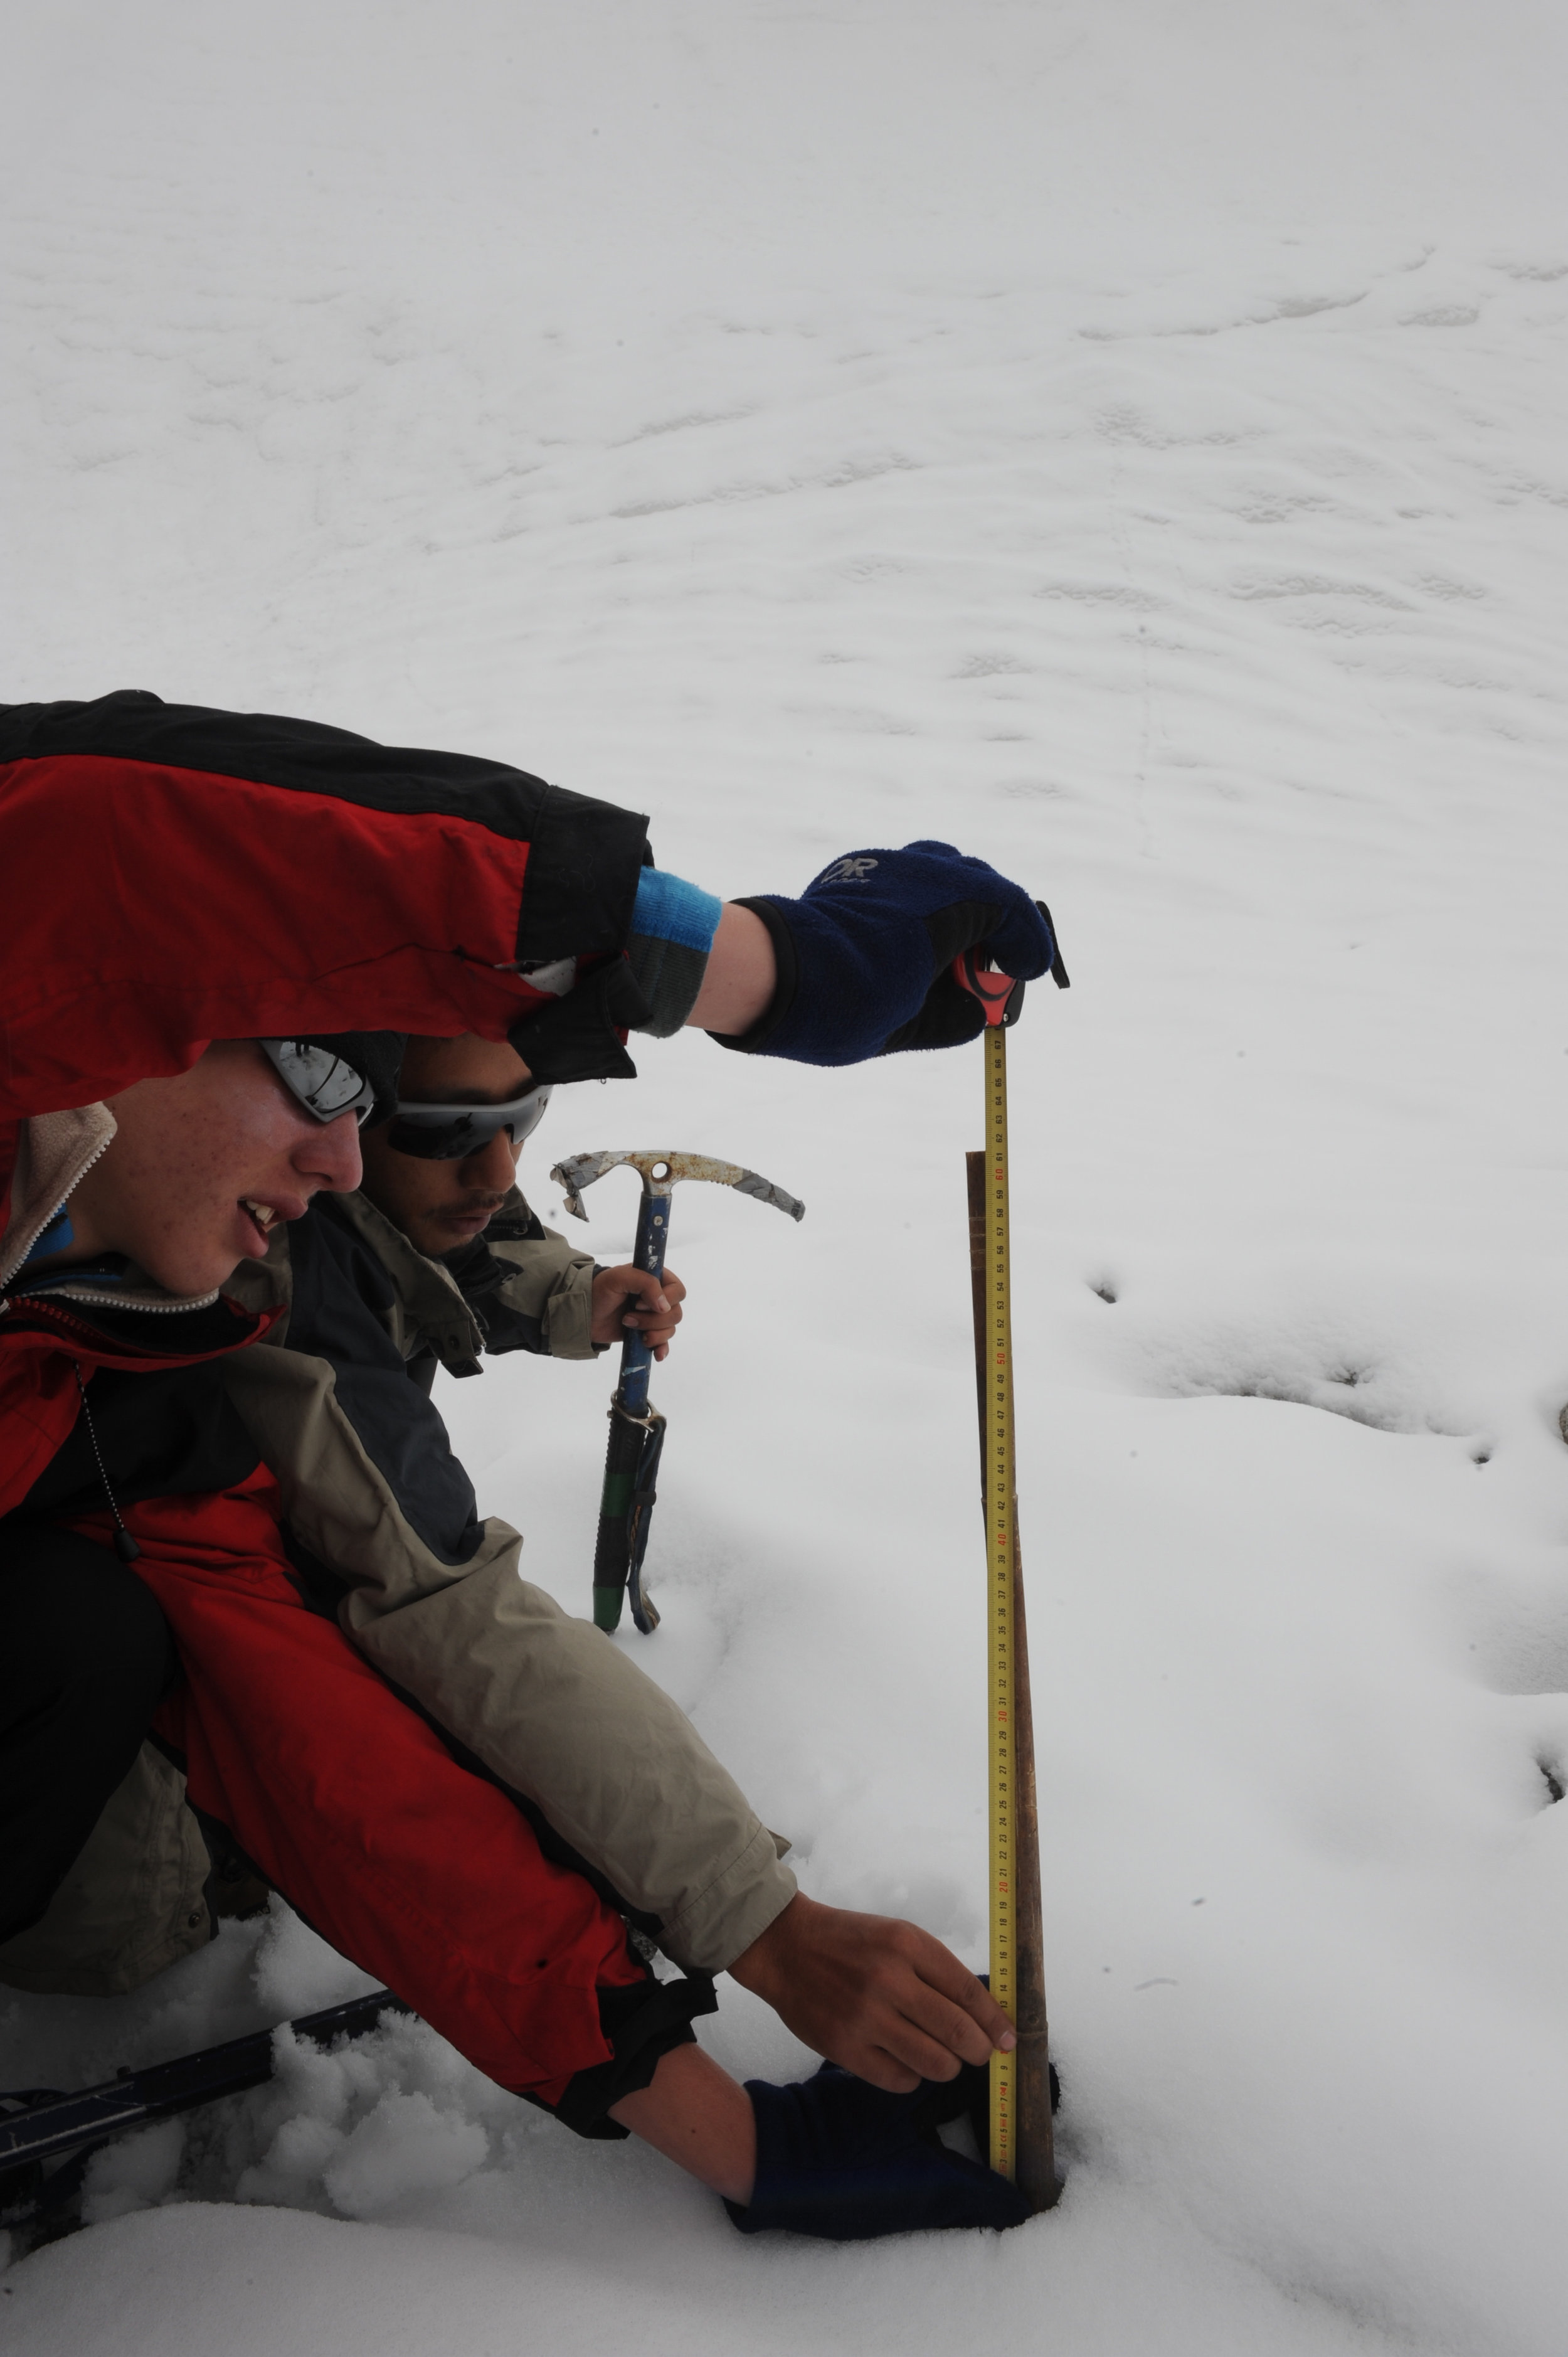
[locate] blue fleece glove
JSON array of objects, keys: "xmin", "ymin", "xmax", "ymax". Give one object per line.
[
  {"xmin": 716, "ymin": 842, "xmax": 1057, "ymax": 1067},
  {"xmin": 724, "ymin": 2065, "xmax": 1031, "ymax": 2241}
]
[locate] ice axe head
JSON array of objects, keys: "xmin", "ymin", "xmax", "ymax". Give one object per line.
[{"xmin": 549, "ymin": 1149, "xmax": 805, "ymax": 1224}]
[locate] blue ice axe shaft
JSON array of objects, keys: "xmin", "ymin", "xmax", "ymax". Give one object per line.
[
  {"xmin": 595, "ymin": 1175, "xmax": 671, "ymax": 1634},
  {"xmin": 549, "ymin": 1151, "xmax": 806, "ymax": 1635}
]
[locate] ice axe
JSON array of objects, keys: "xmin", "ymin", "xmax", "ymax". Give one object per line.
[{"xmin": 551, "ymin": 1150, "xmax": 805, "ymax": 1634}]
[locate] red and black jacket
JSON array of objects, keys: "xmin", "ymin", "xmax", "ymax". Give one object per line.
[{"xmin": 0, "ymin": 689, "xmax": 653, "ymax": 1154}]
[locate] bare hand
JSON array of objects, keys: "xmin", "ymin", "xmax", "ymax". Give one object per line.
[
  {"xmin": 591, "ymin": 1263, "xmax": 686, "ymax": 1359},
  {"xmin": 728, "ymin": 1893, "xmax": 1015, "ymax": 2093},
  {"xmin": 687, "ymin": 902, "xmax": 777, "ymax": 1036}
]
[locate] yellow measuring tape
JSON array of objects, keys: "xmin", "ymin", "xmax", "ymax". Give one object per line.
[{"xmin": 983, "ymin": 1019, "xmax": 1017, "ymax": 2179}]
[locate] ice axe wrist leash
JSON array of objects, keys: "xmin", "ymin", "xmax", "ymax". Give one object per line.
[{"xmin": 550, "ymin": 1151, "xmax": 805, "ymax": 1633}]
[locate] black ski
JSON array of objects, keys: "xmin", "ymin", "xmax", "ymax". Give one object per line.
[{"xmin": 0, "ymin": 1987, "xmax": 411, "ymax": 2233}]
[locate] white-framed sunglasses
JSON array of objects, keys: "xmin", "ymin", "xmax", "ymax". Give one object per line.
[{"xmin": 386, "ymin": 1085, "xmax": 553, "ymax": 1161}]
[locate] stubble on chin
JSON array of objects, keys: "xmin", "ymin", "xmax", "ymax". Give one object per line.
[{"xmin": 420, "ymin": 1204, "xmax": 501, "ymax": 1253}]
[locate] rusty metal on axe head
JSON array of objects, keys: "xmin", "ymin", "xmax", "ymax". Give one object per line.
[{"xmin": 550, "ymin": 1149, "xmax": 805, "ymax": 1225}]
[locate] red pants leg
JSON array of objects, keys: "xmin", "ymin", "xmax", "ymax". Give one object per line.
[{"xmin": 105, "ymin": 1474, "xmax": 643, "ymax": 2100}]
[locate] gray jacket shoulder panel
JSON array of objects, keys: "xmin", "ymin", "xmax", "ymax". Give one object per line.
[
  {"xmin": 255, "ymin": 1186, "xmax": 598, "ymax": 1375},
  {"xmin": 440, "ymin": 1188, "xmax": 599, "ymax": 1365},
  {"xmin": 324, "ymin": 1190, "xmax": 489, "ymax": 1373},
  {"xmin": 270, "ymin": 1196, "xmax": 488, "ymax": 1567}
]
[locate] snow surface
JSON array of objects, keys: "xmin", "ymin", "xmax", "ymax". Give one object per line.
[{"xmin": 6, "ymin": 2, "xmax": 1568, "ymax": 2349}]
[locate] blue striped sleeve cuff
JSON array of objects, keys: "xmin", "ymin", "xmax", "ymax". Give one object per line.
[{"xmin": 627, "ymin": 870, "xmax": 725, "ymax": 1037}]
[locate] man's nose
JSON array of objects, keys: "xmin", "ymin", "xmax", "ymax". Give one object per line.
[
  {"xmin": 463, "ymin": 1130, "xmax": 519, "ymax": 1193},
  {"xmin": 297, "ymin": 1109, "xmax": 364, "ymax": 1194}
]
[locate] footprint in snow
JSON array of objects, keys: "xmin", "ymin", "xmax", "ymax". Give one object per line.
[{"xmin": 1116, "ymin": 1318, "xmax": 1470, "ymax": 1438}]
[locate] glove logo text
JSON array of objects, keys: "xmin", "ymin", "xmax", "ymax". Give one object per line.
[{"xmin": 817, "ymin": 856, "xmax": 879, "ymax": 885}]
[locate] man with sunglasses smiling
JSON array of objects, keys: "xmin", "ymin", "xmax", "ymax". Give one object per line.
[{"xmin": 1, "ymin": 689, "xmax": 1061, "ymax": 2238}]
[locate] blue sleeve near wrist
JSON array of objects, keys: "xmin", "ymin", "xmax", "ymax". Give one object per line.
[{"xmin": 627, "ymin": 869, "xmax": 725, "ymax": 1037}]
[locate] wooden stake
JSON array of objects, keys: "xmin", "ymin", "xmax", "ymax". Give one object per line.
[{"xmin": 968, "ymin": 1138, "xmax": 1059, "ymax": 2212}]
